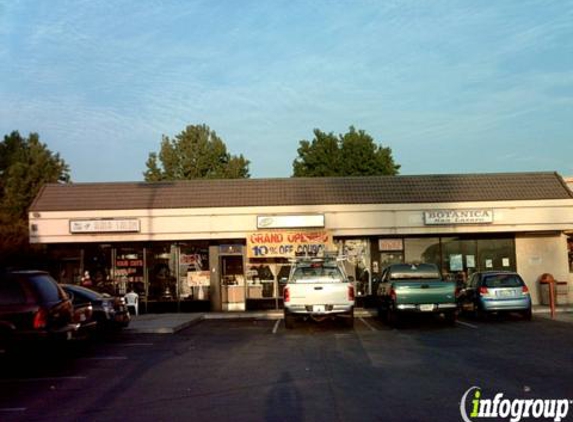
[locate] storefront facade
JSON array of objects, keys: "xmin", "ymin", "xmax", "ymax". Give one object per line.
[{"xmin": 29, "ymin": 173, "xmax": 573, "ymax": 311}]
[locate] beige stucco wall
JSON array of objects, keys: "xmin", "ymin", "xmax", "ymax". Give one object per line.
[
  {"xmin": 29, "ymin": 199, "xmax": 573, "ymax": 243},
  {"xmin": 515, "ymin": 233, "xmax": 570, "ymax": 305},
  {"xmin": 29, "ymin": 198, "xmax": 573, "ymax": 302}
]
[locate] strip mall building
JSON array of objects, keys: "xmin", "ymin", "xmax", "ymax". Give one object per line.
[{"xmin": 29, "ymin": 172, "xmax": 573, "ymax": 312}]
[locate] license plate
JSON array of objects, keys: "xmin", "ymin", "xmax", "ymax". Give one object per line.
[
  {"xmin": 419, "ymin": 304, "xmax": 435, "ymax": 312},
  {"xmin": 498, "ymin": 290, "xmax": 515, "ymax": 297},
  {"xmin": 313, "ymin": 305, "xmax": 326, "ymax": 313}
]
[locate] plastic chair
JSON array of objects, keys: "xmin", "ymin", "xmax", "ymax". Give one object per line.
[{"xmin": 124, "ymin": 291, "xmax": 139, "ymax": 316}]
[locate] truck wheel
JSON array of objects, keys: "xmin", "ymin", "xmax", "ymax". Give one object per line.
[
  {"xmin": 387, "ymin": 306, "xmax": 399, "ymax": 328},
  {"xmin": 284, "ymin": 312, "xmax": 295, "ymax": 329},
  {"xmin": 444, "ymin": 311, "xmax": 457, "ymax": 326},
  {"xmin": 377, "ymin": 304, "xmax": 387, "ymax": 321},
  {"xmin": 343, "ymin": 310, "xmax": 354, "ymax": 328}
]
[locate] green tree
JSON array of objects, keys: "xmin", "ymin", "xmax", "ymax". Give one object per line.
[
  {"xmin": 0, "ymin": 131, "xmax": 70, "ymax": 219},
  {"xmin": 144, "ymin": 124, "xmax": 250, "ymax": 181},
  {"xmin": 0, "ymin": 131, "xmax": 70, "ymax": 266},
  {"xmin": 292, "ymin": 126, "xmax": 400, "ymax": 177}
]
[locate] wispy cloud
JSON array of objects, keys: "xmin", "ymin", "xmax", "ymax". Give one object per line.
[{"xmin": 1, "ymin": 0, "xmax": 572, "ymax": 181}]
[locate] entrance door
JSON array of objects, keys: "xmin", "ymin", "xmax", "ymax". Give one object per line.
[{"xmin": 220, "ymin": 255, "xmax": 245, "ymax": 311}]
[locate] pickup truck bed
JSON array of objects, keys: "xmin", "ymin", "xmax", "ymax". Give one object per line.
[{"xmin": 376, "ymin": 263, "xmax": 457, "ymax": 326}]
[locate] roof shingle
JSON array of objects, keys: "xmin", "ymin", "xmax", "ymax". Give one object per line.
[{"xmin": 29, "ymin": 172, "xmax": 573, "ymax": 212}]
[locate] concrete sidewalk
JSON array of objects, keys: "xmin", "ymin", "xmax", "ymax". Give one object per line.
[{"xmin": 124, "ymin": 305, "xmax": 573, "ymax": 334}]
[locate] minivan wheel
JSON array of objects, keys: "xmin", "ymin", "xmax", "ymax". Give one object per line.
[{"xmin": 444, "ymin": 311, "xmax": 457, "ymax": 326}]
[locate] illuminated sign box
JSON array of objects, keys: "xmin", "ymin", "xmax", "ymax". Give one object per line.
[
  {"xmin": 257, "ymin": 214, "xmax": 325, "ymax": 229},
  {"xmin": 70, "ymin": 219, "xmax": 141, "ymax": 233},
  {"xmin": 424, "ymin": 209, "xmax": 494, "ymax": 225}
]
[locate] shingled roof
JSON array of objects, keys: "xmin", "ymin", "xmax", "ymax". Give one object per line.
[{"xmin": 29, "ymin": 172, "xmax": 573, "ymax": 212}]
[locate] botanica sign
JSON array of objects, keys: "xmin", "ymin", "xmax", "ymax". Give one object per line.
[{"xmin": 424, "ymin": 209, "xmax": 494, "ymax": 225}]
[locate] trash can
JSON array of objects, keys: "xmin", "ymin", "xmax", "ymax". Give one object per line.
[
  {"xmin": 556, "ymin": 281, "xmax": 569, "ymax": 305},
  {"xmin": 539, "ymin": 273, "xmax": 555, "ymax": 305}
]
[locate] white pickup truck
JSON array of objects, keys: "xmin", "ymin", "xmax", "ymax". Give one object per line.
[{"xmin": 282, "ymin": 257, "xmax": 355, "ymax": 328}]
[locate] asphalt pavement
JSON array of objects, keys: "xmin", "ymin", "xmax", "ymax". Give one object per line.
[{"xmin": 126, "ymin": 304, "xmax": 573, "ymax": 334}]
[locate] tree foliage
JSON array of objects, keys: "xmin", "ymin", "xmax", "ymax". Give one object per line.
[
  {"xmin": 292, "ymin": 126, "xmax": 400, "ymax": 177},
  {"xmin": 144, "ymin": 124, "xmax": 250, "ymax": 181},
  {"xmin": 0, "ymin": 131, "xmax": 70, "ymax": 267}
]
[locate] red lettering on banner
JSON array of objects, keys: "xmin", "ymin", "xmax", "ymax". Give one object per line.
[{"xmin": 249, "ymin": 232, "xmax": 284, "ymax": 244}]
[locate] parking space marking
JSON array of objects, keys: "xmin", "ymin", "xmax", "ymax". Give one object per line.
[
  {"xmin": 0, "ymin": 376, "xmax": 87, "ymax": 384},
  {"xmin": 119, "ymin": 343, "xmax": 154, "ymax": 347},
  {"xmin": 80, "ymin": 356, "xmax": 128, "ymax": 360},
  {"xmin": 456, "ymin": 320, "xmax": 478, "ymax": 329},
  {"xmin": 272, "ymin": 319, "xmax": 281, "ymax": 334},
  {"xmin": 359, "ymin": 317, "xmax": 378, "ymax": 332}
]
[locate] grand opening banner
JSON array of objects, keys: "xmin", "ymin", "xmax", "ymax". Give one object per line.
[{"xmin": 247, "ymin": 230, "xmax": 333, "ymax": 258}]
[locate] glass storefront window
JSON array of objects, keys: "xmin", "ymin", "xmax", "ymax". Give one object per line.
[
  {"xmin": 441, "ymin": 238, "xmax": 477, "ymax": 284},
  {"xmin": 115, "ymin": 246, "xmax": 145, "ymax": 297},
  {"xmin": 146, "ymin": 244, "xmax": 177, "ymax": 301},
  {"xmin": 245, "ymin": 259, "xmax": 291, "ymax": 310},
  {"xmin": 178, "ymin": 242, "xmax": 210, "ymax": 302},
  {"xmin": 477, "ymin": 238, "xmax": 515, "ymax": 272},
  {"xmin": 404, "ymin": 238, "xmax": 441, "ymax": 266},
  {"xmin": 336, "ymin": 239, "xmax": 371, "ymax": 297},
  {"xmin": 84, "ymin": 244, "xmax": 114, "ymax": 293}
]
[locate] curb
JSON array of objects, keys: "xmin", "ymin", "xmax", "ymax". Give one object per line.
[{"xmin": 125, "ymin": 307, "xmax": 572, "ymax": 334}]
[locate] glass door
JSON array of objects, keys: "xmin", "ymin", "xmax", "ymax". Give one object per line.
[{"xmin": 220, "ymin": 255, "xmax": 245, "ymax": 311}]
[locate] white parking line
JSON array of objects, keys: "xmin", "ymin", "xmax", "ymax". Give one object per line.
[
  {"xmin": 119, "ymin": 343, "xmax": 154, "ymax": 347},
  {"xmin": 80, "ymin": 356, "xmax": 128, "ymax": 360},
  {"xmin": 272, "ymin": 319, "xmax": 281, "ymax": 334},
  {"xmin": 456, "ymin": 320, "xmax": 478, "ymax": 329},
  {"xmin": 359, "ymin": 317, "xmax": 378, "ymax": 332},
  {"xmin": 0, "ymin": 376, "xmax": 87, "ymax": 384}
]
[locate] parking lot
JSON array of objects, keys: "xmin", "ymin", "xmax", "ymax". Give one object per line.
[{"xmin": 1, "ymin": 314, "xmax": 572, "ymax": 422}]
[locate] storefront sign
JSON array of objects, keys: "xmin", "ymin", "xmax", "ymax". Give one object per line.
[
  {"xmin": 247, "ymin": 230, "xmax": 332, "ymax": 258},
  {"xmin": 70, "ymin": 219, "xmax": 140, "ymax": 233},
  {"xmin": 424, "ymin": 209, "xmax": 493, "ymax": 225},
  {"xmin": 379, "ymin": 239, "xmax": 404, "ymax": 251},
  {"xmin": 257, "ymin": 214, "xmax": 325, "ymax": 229}
]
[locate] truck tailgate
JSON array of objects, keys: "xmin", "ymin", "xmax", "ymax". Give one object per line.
[
  {"xmin": 393, "ymin": 280, "xmax": 456, "ymax": 305},
  {"xmin": 288, "ymin": 282, "xmax": 351, "ymax": 305}
]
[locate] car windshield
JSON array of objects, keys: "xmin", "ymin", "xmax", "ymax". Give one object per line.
[
  {"xmin": 292, "ymin": 263, "xmax": 343, "ymax": 282},
  {"xmin": 483, "ymin": 274, "xmax": 523, "ymax": 288}
]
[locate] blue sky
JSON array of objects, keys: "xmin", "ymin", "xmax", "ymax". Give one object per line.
[{"xmin": 1, "ymin": 0, "xmax": 572, "ymax": 182}]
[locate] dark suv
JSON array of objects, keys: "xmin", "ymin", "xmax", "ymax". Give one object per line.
[{"xmin": 0, "ymin": 270, "xmax": 79, "ymax": 353}]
